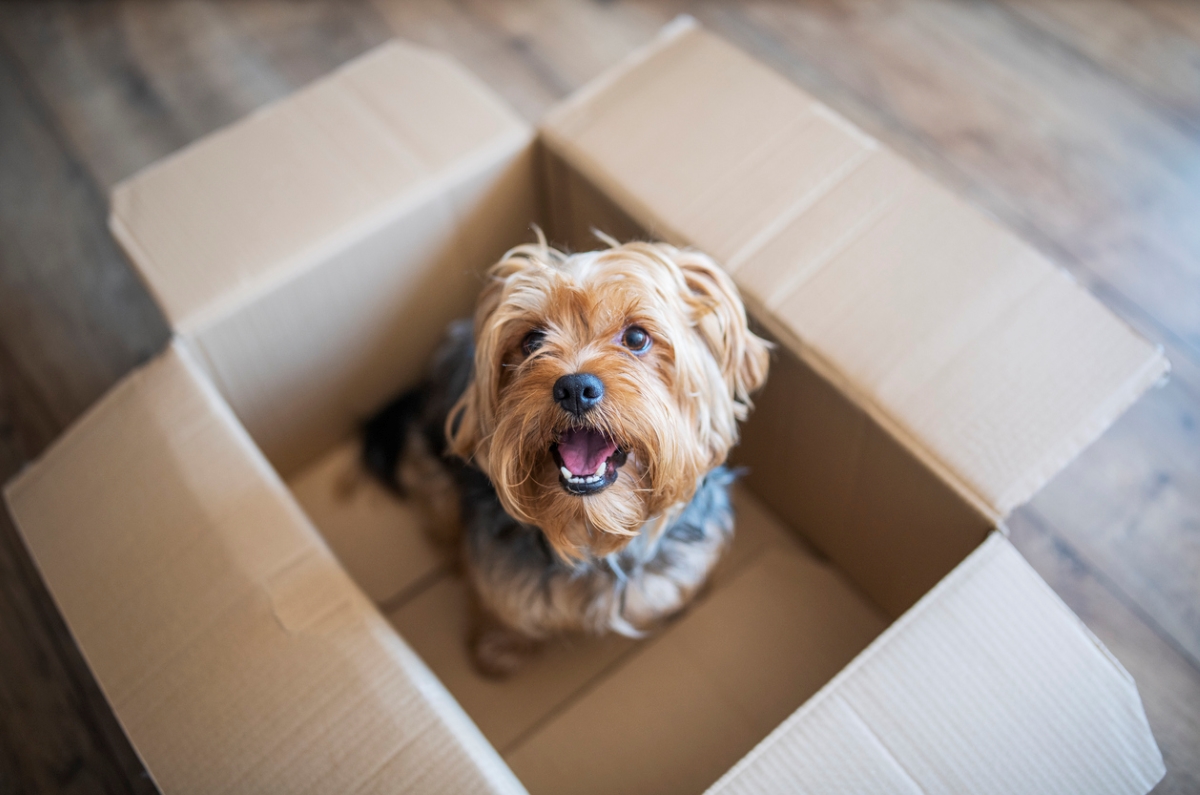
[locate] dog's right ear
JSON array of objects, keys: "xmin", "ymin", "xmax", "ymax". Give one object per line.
[
  {"xmin": 448, "ymin": 239, "xmax": 563, "ymax": 470},
  {"xmin": 445, "ymin": 288, "xmax": 502, "ymax": 469},
  {"xmin": 445, "ymin": 384, "xmax": 483, "ymax": 465},
  {"xmin": 444, "ymin": 260, "xmax": 509, "ymax": 471}
]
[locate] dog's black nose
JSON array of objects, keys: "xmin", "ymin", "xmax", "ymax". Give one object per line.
[{"xmin": 553, "ymin": 373, "xmax": 604, "ymax": 416}]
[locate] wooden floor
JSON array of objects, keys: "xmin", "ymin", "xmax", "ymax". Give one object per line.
[{"xmin": 0, "ymin": 1, "xmax": 1197, "ymax": 792}]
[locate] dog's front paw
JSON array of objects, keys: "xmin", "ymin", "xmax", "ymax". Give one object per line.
[{"xmin": 471, "ymin": 626, "xmax": 541, "ymax": 679}]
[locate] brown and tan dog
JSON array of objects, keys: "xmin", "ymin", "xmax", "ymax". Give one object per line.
[{"xmin": 365, "ymin": 238, "xmax": 769, "ymax": 676}]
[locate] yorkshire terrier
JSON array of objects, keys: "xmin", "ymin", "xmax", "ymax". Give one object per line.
[{"xmin": 364, "ymin": 238, "xmax": 770, "ymax": 677}]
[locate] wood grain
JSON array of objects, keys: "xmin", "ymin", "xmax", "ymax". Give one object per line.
[
  {"xmin": 0, "ymin": 1, "xmax": 1196, "ymax": 792},
  {"xmin": 1009, "ymin": 509, "xmax": 1200, "ymax": 795}
]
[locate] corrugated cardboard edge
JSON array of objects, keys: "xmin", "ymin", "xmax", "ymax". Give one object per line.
[
  {"xmin": 539, "ymin": 17, "xmax": 1171, "ymax": 524},
  {"xmin": 705, "ymin": 533, "xmax": 1166, "ymax": 794},
  {"xmin": 3, "ymin": 342, "xmax": 528, "ymax": 795}
]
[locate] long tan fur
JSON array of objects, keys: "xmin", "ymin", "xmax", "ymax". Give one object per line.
[{"xmin": 447, "ymin": 240, "xmax": 770, "ymax": 562}]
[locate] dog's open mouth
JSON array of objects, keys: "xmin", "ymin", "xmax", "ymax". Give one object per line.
[{"xmin": 551, "ymin": 427, "xmax": 627, "ymax": 496}]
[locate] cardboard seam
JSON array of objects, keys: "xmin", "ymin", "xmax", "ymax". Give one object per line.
[
  {"xmin": 539, "ymin": 15, "xmax": 699, "ymax": 134},
  {"xmin": 740, "ymin": 294, "xmax": 1000, "ymax": 524},
  {"xmin": 107, "ymin": 211, "xmax": 187, "ymax": 329},
  {"xmin": 837, "ymin": 695, "xmax": 929, "ymax": 795},
  {"xmin": 706, "ymin": 534, "xmax": 1003, "ymax": 793},
  {"xmin": 761, "ymin": 163, "xmax": 914, "ymax": 312},
  {"xmin": 502, "ymin": 536, "xmax": 786, "ymax": 758},
  {"xmin": 539, "ymin": 132, "xmax": 693, "ymax": 247},
  {"xmin": 809, "ymin": 100, "xmax": 880, "ymax": 149},
  {"xmin": 265, "ymin": 548, "xmax": 352, "ymax": 635},
  {"xmin": 724, "ymin": 135, "xmax": 875, "ymax": 274},
  {"xmin": 169, "ymin": 343, "xmax": 343, "ymax": 557}
]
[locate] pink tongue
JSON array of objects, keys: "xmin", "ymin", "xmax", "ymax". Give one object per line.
[{"xmin": 558, "ymin": 428, "xmax": 618, "ymax": 476}]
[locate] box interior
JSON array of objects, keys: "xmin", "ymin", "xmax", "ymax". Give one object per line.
[{"xmin": 197, "ymin": 141, "xmax": 994, "ymax": 795}]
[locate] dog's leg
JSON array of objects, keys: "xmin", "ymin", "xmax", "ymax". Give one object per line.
[{"xmin": 469, "ymin": 601, "xmax": 542, "ymax": 679}]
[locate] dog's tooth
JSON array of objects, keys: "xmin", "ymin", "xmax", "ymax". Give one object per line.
[
  {"xmin": 596, "ymin": 461, "xmax": 607, "ymax": 478},
  {"xmin": 560, "ymin": 466, "xmax": 573, "ymax": 480}
]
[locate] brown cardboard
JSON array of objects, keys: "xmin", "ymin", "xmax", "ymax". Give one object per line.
[
  {"xmin": 709, "ymin": 535, "xmax": 1165, "ymax": 795},
  {"xmin": 540, "ymin": 18, "xmax": 1169, "ymax": 523},
  {"xmin": 3, "ymin": 344, "xmax": 524, "ymax": 795},
  {"xmin": 113, "ymin": 42, "xmax": 539, "ymax": 476},
  {"xmin": 4, "ymin": 19, "xmax": 1167, "ymax": 795},
  {"xmin": 505, "ymin": 507, "xmax": 888, "ymax": 795},
  {"xmin": 290, "ymin": 440, "xmax": 445, "ymax": 606},
  {"xmin": 380, "ymin": 485, "xmax": 807, "ymax": 756}
]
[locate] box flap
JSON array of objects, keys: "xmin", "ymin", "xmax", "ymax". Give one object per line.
[
  {"xmin": 707, "ymin": 533, "xmax": 1164, "ymax": 795},
  {"xmin": 110, "ymin": 40, "xmax": 537, "ymax": 475},
  {"xmin": 111, "ymin": 40, "xmax": 531, "ymax": 334},
  {"xmin": 3, "ymin": 344, "xmax": 525, "ymax": 795},
  {"xmin": 541, "ymin": 18, "xmax": 1168, "ymax": 519}
]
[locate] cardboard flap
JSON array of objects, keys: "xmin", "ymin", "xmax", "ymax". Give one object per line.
[
  {"xmin": 110, "ymin": 40, "xmax": 538, "ymax": 475},
  {"xmin": 541, "ymin": 18, "xmax": 1168, "ymax": 519},
  {"xmin": 3, "ymin": 345, "xmax": 525, "ymax": 795},
  {"xmin": 111, "ymin": 40, "xmax": 531, "ymax": 334},
  {"xmin": 707, "ymin": 533, "xmax": 1164, "ymax": 795}
]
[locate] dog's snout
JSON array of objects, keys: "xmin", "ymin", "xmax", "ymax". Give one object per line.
[{"xmin": 553, "ymin": 373, "xmax": 604, "ymax": 416}]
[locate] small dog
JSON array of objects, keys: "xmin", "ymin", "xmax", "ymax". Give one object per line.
[{"xmin": 364, "ymin": 238, "xmax": 770, "ymax": 676}]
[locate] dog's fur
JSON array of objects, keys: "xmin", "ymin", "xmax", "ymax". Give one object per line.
[{"xmin": 364, "ymin": 240, "xmax": 769, "ymax": 676}]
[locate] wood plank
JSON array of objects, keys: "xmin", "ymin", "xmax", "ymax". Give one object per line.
[
  {"xmin": 1, "ymin": 350, "xmax": 152, "ymax": 794},
  {"xmin": 1008, "ymin": 509, "xmax": 1200, "ymax": 794},
  {"xmin": 999, "ymin": 0, "xmax": 1200, "ymax": 136},
  {"xmin": 695, "ymin": 1, "xmax": 1200, "ymax": 386},
  {"xmin": 0, "ymin": 30, "xmax": 168, "ymax": 443},
  {"xmin": 0, "ymin": 22, "xmax": 166, "ymax": 794},
  {"xmin": 0, "ymin": 500, "xmax": 158, "ymax": 795},
  {"xmin": 0, "ymin": 0, "xmax": 391, "ymax": 189},
  {"xmin": 1020, "ymin": 376, "xmax": 1200, "ymax": 664},
  {"xmin": 0, "ymin": 1, "xmax": 1197, "ymax": 792},
  {"xmin": 369, "ymin": 0, "xmax": 672, "ymax": 121}
]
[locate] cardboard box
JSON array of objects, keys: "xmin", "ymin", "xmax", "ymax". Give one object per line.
[{"xmin": 4, "ymin": 18, "xmax": 1168, "ymax": 795}]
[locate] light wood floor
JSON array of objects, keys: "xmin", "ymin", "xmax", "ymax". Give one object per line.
[{"xmin": 1, "ymin": 2, "xmax": 1196, "ymax": 792}]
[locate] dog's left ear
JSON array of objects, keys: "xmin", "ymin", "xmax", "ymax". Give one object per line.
[{"xmin": 673, "ymin": 249, "xmax": 771, "ymax": 416}]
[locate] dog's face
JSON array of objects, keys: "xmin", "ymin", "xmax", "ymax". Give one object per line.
[{"xmin": 448, "ymin": 241, "xmax": 769, "ymax": 560}]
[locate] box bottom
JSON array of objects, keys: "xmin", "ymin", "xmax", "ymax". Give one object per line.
[{"xmin": 290, "ymin": 439, "xmax": 888, "ymax": 795}]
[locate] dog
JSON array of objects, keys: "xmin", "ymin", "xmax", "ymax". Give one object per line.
[{"xmin": 364, "ymin": 238, "xmax": 770, "ymax": 677}]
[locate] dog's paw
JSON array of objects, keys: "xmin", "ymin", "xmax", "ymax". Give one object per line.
[{"xmin": 471, "ymin": 626, "xmax": 540, "ymax": 679}]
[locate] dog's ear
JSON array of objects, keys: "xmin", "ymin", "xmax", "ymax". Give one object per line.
[
  {"xmin": 445, "ymin": 287, "xmax": 504, "ymax": 470},
  {"xmin": 672, "ymin": 248, "xmax": 771, "ymax": 416},
  {"xmin": 446, "ymin": 242, "xmax": 559, "ymax": 469},
  {"xmin": 445, "ymin": 383, "xmax": 483, "ymax": 465}
]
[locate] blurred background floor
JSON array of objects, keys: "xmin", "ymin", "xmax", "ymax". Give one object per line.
[{"xmin": 0, "ymin": 1, "xmax": 1197, "ymax": 793}]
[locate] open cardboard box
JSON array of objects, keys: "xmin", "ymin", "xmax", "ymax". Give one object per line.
[{"xmin": 4, "ymin": 18, "xmax": 1170, "ymax": 795}]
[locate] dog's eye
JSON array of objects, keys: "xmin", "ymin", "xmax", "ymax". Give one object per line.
[
  {"xmin": 622, "ymin": 326, "xmax": 651, "ymax": 354},
  {"xmin": 522, "ymin": 330, "xmax": 546, "ymax": 357}
]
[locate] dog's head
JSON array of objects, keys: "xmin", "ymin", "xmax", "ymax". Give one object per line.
[{"xmin": 447, "ymin": 240, "xmax": 770, "ymax": 560}]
